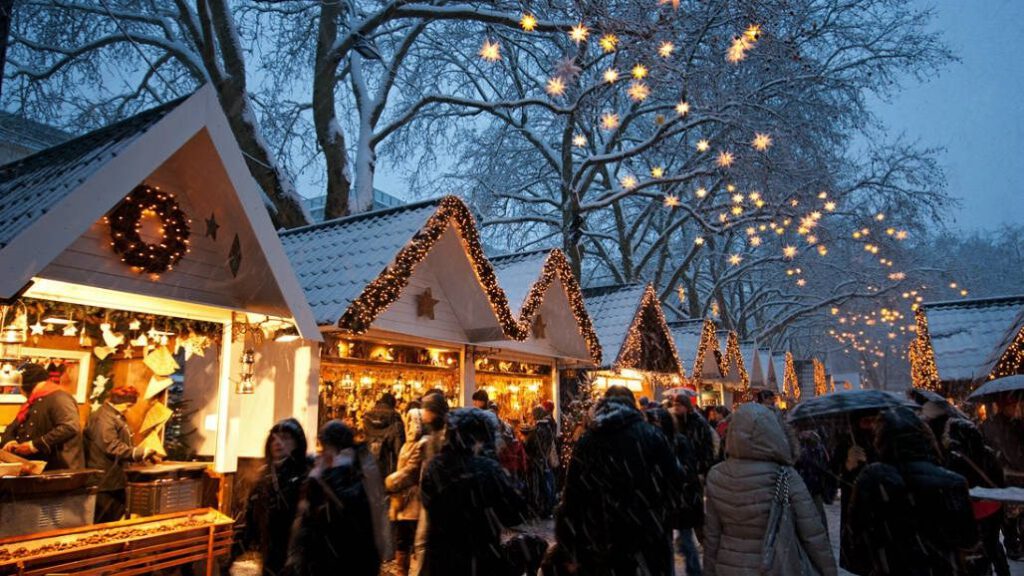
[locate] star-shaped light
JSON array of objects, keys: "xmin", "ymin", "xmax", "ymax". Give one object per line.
[
  {"xmin": 658, "ymin": 42, "xmax": 675, "ymax": 57},
  {"xmin": 750, "ymin": 236, "xmax": 763, "ymax": 247},
  {"xmin": 695, "ymin": 187, "xmax": 708, "ymax": 198},
  {"xmin": 746, "ymin": 226, "xmax": 757, "ymax": 236},
  {"xmin": 783, "ymin": 245, "xmax": 797, "ymax": 259},
  {"xmin": 818, "ymin": 191, "xmax": 829, "ymax": 199},
  {"xmin": 554, "ymin": 57, "xmax": 581, "ymax": 80},
  {"xmin": 796, "ymin": 278, "xmax": 807, "ymax": 287},
  {"xmin": 520, "ymin": 13, "xmax": 537, "ymax": 32},
  {"xmin": 744, "ymin": 25, "xmax": 762, "ymax": 42},
  {"xmin": 752, "ymin": 132, "xmax": 772, "ymax": 151},
  {"xmin": 573, "ymin": 134, "xmax": 588, "ymax": 147},
  {"xmin": 600, "ymin": 112, "xmax": 620, "ymax": 130},
  {"xmin": 731, "ymin": 205, "xmax": 743, "ymax": 216},
  {"xmin": 631, "ymin": 64, "xmax": 648, "ymax": 79},
  {"xmin": 728, "ymin": 254, "xmax": 743, "ymax": 266},
  {"xmin": 806, "ymin": 235, "xmax": 818, "ymax": 244},
  {"xmin": 546, "ymin": 76, "xmax": 566, "ymax": 96},
  {"xmin": 716, "ymin": 151, "xmax": 734, "ymax": 167},
  {"xmin": 895, "ymin": 230, "xmax": 908, "ymax": 240},
  {"xmin": 627, "ymin": 81, "xmax": 650, "ymax": 101},
  {"xmin": 62, "ymin": 323, "xmax": 78, "ymax": 337},
  {"xmin": 696, "ymin": 139, "xmax": 710, "ymax": 152},
  {"xmin": 674, "ymin": 101, "xmax": 690, "ymax": 116},
  {"xmin": 620, "ymin": 175, "xmax": 638, "ymax": 190},
  {"xmin": 651, "ymin": 166, "xmax": 665, "ymax": 178},
  {"xmin": 663, "ymin": 195, "xmax": 679, "ymax": 207},
  {"xmin": 569, "ymin": 23, "xmax": 589, "ymax": 43},
  {"xmin": 875, "ymin": 212, "xmax": 886, "ymax": 221},
  {"xmin": 694, "ymin": 236, "xmax": 705, "ymax": 245},
  {"xmin": 732, "ymin": 193, "xmax": 744, "ymax": 204},
  {"xmin": 599, "ymin": 34, "xmax": 618, "ymax": 52},
  {"xmin": 479, "ymin": 39, "xmax": 501, "ymax": 62},
  {"xmin": 603, "ymin": 68, "xmax": 620, "ymax": 83},
  {"xmin": 810, "ymin": 211, "xmax": 822, "ymax": 221},
  {"xmin": 30, "ymin": 320, "xmax": 44, "ymax": 336}
]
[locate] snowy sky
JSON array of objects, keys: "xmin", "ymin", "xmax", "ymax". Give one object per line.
[{"xmin": 867, "ymin": 0, "xmax": 1024, "ymax": 232}]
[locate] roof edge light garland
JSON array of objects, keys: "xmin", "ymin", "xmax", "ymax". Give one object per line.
[
  {"xmin": 783, "ymin": 351, "xmax": 800, "ymax": 401},
  {"xmin": 909, "ymin": 308, "xmax": 941, "ymax": 391},
  {"xmin": 813, "ymin": 358, "xmax": 827, "ymax": 396},
  {"xmin": 988, "ymin": 324, "xmax": 1024, "ymax": 381},
  {"xmin": 338, "ymin": 196, "xmax": 522, "ymax": 338},
  {"xmin": 514, "ymin": 250, "xmax": 603, "ymax": 365},
  {"xmin": 691, "ymin": 318, "xmax": 720, "ymax": 386},
  {"xmin": 724, "ymin": 331, "xmax": 749, "ymax": 387},
  {"xmin": 615, "ymin": 285, "xmax": 684, "ymax": 377}
]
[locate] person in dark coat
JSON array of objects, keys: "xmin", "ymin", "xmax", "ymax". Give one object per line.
[
  {"xmin": 1, "ymin": 362, "xmax": 83, "ymax": 470},
  {"xmin": 524, "ymin": 405, "xmax": 556, "ymax": 519},
  {"xmin": 555, "ymin": 386, "xmax": 684, "ymax": 576},
  {"xmin": 981, "ymin": 396, "xmax": 1024, "ymax": 560},
  {"xmin": 794, "ymin": 429, "xmax": 836, "ymax": 531},
  {"xmin": 670, "ymin": 393, "xmax": 715, "ymax": 476},
  {"xmin": 84, "ymin": 386, "xmax": 155, "ymax": 523},
  {"xmin": 833, "ymin": 409, "xmax": 880, "ymax": 574},
  {"xmin": 241, "ymin": 418, "xmax": 310, "ymax": 576},
  {"xmin": 943, "ymin": 417, "xmax": 1011, "ymax": 576},
  {"xmin": 646, "ymin": 407, "xmax": 703, "ymax": 576},
  {"xmin": 420, "ymin": 408, "xmax": 526, "ymax": 576},
  {"xmin": 286, "ymin": 420, "xmax": 390, "ymax": 576},
  {"xmin": 363, "ymin": 392, "xmax": 405, "ymax": 479},
  {"xmin": 849, "ymin": 407, "xmax": 978, "ymax": 576}
]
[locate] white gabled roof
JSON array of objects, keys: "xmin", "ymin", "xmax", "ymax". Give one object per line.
[
  {"xmin": 922, "ymin": 296, "xmax": 1024, "ymax": 383},
  {"xmin": 0, "ymin": 85, "xmax": 319, "ymax": 339}
]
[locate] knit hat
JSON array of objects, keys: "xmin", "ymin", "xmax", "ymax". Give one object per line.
[{"xmin": 110, "ymin": 386, "xmax": 140, "ymax": 404}]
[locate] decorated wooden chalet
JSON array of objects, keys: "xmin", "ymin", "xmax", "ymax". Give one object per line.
[
  {"xmin": 0, "ymin": 84, "xmax": 321, "ymax": 476},
  {"xmin": 479, "ymin": 249, "xmax": 602, "ymax": 422},
  {"xmin": 759, "ymin": 347, "xmax": 778, "ymax": 391},
  {"xmin": 669, "ymin": 319, "xmax": 747, "ymax": 407},
  {"xmin": 739, "ymin": 342, "xmax": 765, "ymax": 388},
  {"xmin": 581, "ymin": 284, "xmax": 684, "ymax": 401},
  {"xmin": 281, "ymin": 196, "xmax": 597, "ymax": 427},
  {"xmin": 774, "ymin": 352, "xmax": 801, "ymax": 402},
  {"xmin": 911, "ymin": 295, "xmax": 1024, "ymax": 398}
]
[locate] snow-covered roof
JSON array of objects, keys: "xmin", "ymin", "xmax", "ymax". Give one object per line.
[
  {"xmin": 0, "ymin": 111, "xmax": 72, "ymax": 155},
  {"xmin": 0, "ymin": 98, "xmax": 183, "ymax": 250},
  {"xmin": 281, "ymin": 198, "xmax": 444, "ymax": 326},
  {"xmin": 739, "ymin": 342, "xmax": 763, "ymax": 386},
  {"xmin": 976, "ymin": 305, "xmax": 1024, "ymax": 384},
  {"xmin": 583, "ymin": 283, "xmax": 681, "ymax": 372},
  {"xmin": 490, "ymin": 249, "xmax": 550, "ymax": 317},
  {"xmin": 922, "ymin": 295, "xmax": 1024, "ymax": 383},
  {"xmin": 669, "ymin": 320, "xmax": 704, "ymax": 373}
]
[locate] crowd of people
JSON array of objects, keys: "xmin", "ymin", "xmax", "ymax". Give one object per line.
[{"xmin": 233, "ymin": 383, "xmax": 1024, "ymax": 576}]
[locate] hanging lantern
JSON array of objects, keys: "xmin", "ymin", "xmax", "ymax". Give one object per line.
[{"xmin": 236, "ymin": 348, "xmax": 256, "ymax": 394}]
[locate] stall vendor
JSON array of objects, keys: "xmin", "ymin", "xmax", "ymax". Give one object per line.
[
  {"xmin": 1, "ymin": 362, "xmax": 84, "ymax": 470},
  {"xmin": 85, "ymin": 385, "xmax": 157, "ymax": 523}
]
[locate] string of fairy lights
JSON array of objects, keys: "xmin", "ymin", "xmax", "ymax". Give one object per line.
[{"xmin": 615, "ymin": 285, "xmax": 685, "ymax": 377}]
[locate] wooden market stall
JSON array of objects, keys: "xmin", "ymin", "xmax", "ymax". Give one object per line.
[
  {"xmin": 280, "ymin": 196, "xmax": 529, "ymax": 428},
  {"xmin": 582, "ymin": 284, "xmax": 685, "ymax": 402},
  {"xmin": 670, "ymin": 319, "xmax": 746, "ymax": 407},
  {"xmin": 910, "ymin": 295, "xmax": 1024, "ymax": 399},
  {"xmin": 475, "ymin": 249, "xmax": 602, "ymax": 425},
  {"xmin": 0, "ymin": 85, "xmax": 320, "ymax": 572}
]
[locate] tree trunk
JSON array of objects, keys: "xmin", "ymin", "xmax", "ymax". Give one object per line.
[
  {"xmin": 315, "ymin": 2, "xmax": 352, "ymax": 220},
  {"xmin": 204, "ymin": 0, "xmax": 307, "ymax": 229},
  {"xmin": 0, "ymin": 0, "xmax": 14, "ymax": 101}
]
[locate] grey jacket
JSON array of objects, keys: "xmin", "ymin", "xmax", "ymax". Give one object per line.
[
  {"xmin": 703, "ymin": 404, "xmax": 837, "ymax": 576},
  {"xmin": 2, "ymin": 388, "xmax": 84, "ymax": 470},
  {"xmin": 85, "ymin": 403, "xmax": 145, "ymax": 491}
]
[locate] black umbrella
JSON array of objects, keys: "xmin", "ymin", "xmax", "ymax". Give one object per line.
[
  {"xmin": 907, "ymin": 388, "xmax": 968, "ymax": 419},
  {"xmin": 787, "ymin": 389, "xmax": 914, "ymax": 424}
]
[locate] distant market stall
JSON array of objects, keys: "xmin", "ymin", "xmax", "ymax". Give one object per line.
[
  {"xmin": 670, "ymin": 319, "xmax": 746, "ymax": 407},
  {"xmin": 909, "ymin": 295, "xmax": 1024, "ymax": 398},
  {"xmin": 582, "ymin": 284, "xmax": 684, "ymax": 401},
  {"xmin": 0, "ymin": 85, "xmax": 319, "ymax": 571}
]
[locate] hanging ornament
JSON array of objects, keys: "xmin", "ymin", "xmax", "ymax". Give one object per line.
[{"xmin": 105, "ymin": 184, "xmax": 191, "ymax": 275}]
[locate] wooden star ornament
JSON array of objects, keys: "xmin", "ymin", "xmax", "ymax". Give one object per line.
[
  {"xmin": 416, "ymin": 288, "xmax": 439, "ymax": 320},
  {"xmin": 205, "ymin": 213, "xmax": 220, "ymax": 240}
]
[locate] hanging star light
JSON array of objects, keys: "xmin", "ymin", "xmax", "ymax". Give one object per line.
[
  {"xmin": 664, "ymin": 195, "xmax": 680, "ymax": 207},
  {"xmin": 569, "ymin": 23, "xmax": 589, "ymax": 43},
  {"xmin": 603, "ymin": 68, "xmax": 620, "ymax": 83},
  {"xmin": 746, "ymin": 226, "xmax": 756, "ymax": 236},
  {"xmin": 717, "ymin": 151, "xmax": 734, "ymax": 167},
  {"xmin": 573, "ymin": 134, "xmax": 588, "ymax": 147},
  {"xmin": 599, "ymin": 34, "xmax": 618, "ymax": 52},
  {"xmin": 675, "ymin": 101, "xmax": 690, "ymax": 116},
  {"xmin": 752, "ymin": 133, "xmax": 773, "ymax": 151},
  {"xmin": 546, "ymin": 76, "xmax": 566, "ymax": 96},
  {"xmin": 601, "ymin": 112, "xmax": 620, "ymax": 130},
  {"xmin": 651, "ymin": 166, "xmax": 665, "ymax": 178},
  {"xmin": 627, "ymin": 81, "xmax": 650, "ymax": 101},
  {"xmin": 658, "ymin": 42, "xmax": 675, "ymax": 57},
  {"xmin": 696, "ymin": 139, "xmax": 710, "ymax": 152},
  {"xmin": 796, "ymin": 278, "xmax": 807, "ymax": 287},
  {"xmin": 895, "ymin": 230, "xmax": 908, "ymax": 240},
  {"xmin": 731, "ymin": 205, "xmax": 743, "ymax": 216},
  {"xmin": 554, "ymin": 57, "xmax": 582, "ymax": 81},
  {"xmin": 620, "ymin": 175, "xmax": 638, "ymax": 189},
  {"xmin": 479, "ymin": 39, "xmax": 501, "ymax": 62},
  {"xmin": 750, "ymin": 236, "xmax": 763, "ymax": 247},
  {"xmin": 731, "ymin": 193, "xmax": 744, "ymax": 204},
  {"xmin": 694, "ymin": 236, "xmax": 705, "ymax": 246},
  {"xmin": 695, "ymin": 187, "xmax": 708, "ymax": 198},
  {"xmin": 728, "ymin": 254, "xmax": 743, "ymax": 266},
  {"xmin": 783, "ymin": 245, "xmax": 797, "ymax": 259},
  {"xmin": 520, "ymin": 13, "xmax": 537, "ymax": 32},
  {"xmin": 631, "ymin": 64, "xmax": 648, "ymax": 79}
]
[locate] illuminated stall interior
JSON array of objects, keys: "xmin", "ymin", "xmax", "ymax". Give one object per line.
[
  {"xmin": 476, "ymin": 249, "xmax": 602, "ymax": 425},
  {"xmin": 281, "ymin": 196, "xmax": 530, "ymax": 432},
  {"xmin": 582, "ymin": 284, "xmax": 684, "ymax": 402},
  {"xmin": 0, "ymin": 85, "xmax": 318, "ymax": 565}
]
